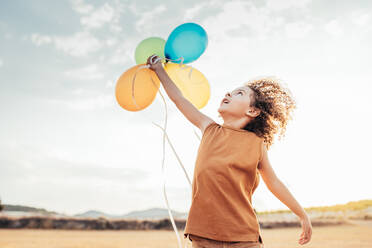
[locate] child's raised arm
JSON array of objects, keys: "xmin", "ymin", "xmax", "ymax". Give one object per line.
[{"xmin": 147, "ymin": 55, "xmax": 214, "ymax": 134}]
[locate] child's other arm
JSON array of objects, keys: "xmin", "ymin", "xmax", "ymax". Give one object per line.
[
  {"xmin": 258, "ymin": 145, "xmax": 312, "ymax": 243},
  {"xmin": 147, "ymin": 55, "xmax": 214, "ymax": 133}
]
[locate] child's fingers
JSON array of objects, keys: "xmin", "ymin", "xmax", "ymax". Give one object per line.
[
  {"xmin": 147, "ymin": 54, "xmax": 156, "ymax": 65},
  {"xmin": 148, "ymin": 54, "xmax": 157, "ymax": 64},
  {"xmin": 151, "ymin": 54, "xmax": 162, "ymax": 64}
]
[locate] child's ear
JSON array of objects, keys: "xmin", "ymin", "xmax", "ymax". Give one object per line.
[
  {"xmin": 255, "ymin": 109, "xmax": 261, "ymax": 117},
  {"xmin": 246, "ymin": 108, "xmax": 260, "ymax": 118}
]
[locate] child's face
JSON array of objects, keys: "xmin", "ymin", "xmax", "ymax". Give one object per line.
[{"xmin": 218, "ymin": 86, "xmax": 254, "ymax": 118}]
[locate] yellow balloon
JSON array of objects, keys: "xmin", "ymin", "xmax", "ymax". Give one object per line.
[
  {"xmin": 164, "ymin": 62, "xmax": 210, "ymax": 109},
  {"xmin": 115, "ymin": 64, "xmax": 160, "ymax": 111}
]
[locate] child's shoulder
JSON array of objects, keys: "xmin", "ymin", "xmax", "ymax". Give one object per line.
[{"xmin": 201, "ymin": 120, "xmax": 219, "ymax": 135}]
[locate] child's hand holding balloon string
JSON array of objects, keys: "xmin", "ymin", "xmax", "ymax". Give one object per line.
[
  {"xmin": 147, "ymin": 53, "xmax": 195, "ymax": 80},
  {"xmin": 147, "ymin": 54, "xmax": 164, "ymax": 72}
]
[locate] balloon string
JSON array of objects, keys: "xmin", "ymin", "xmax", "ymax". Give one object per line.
[
  {"xmin": 130, "ymin": 62, "xmax": 200, "ymax": 248},
  {"xmin": 131, "ymin": 62, "xmax": 195, "ymax": 185},
  {"xmin": 157, "ymin": 55, "xmax": 195, "ymax": 80},
  {"xmin": 151, "ymin": 54, "xmax": 205, "ymax": 86}
]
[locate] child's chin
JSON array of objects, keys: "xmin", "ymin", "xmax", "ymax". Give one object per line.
[{"xmin": 218, "ymin": 106, "xmax": 228, "ymax": 113}]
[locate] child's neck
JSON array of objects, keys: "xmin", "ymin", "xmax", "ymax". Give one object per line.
[{"xmin": 222, "ymin": 119, "xmax": 249, "ymax": 130}]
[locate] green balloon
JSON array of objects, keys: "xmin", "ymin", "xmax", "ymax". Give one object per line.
[{"xmin": 135, "ymin": 37, "xmax": 166, "ymax": 64}]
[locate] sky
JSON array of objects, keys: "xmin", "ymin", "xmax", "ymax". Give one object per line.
[{"xmin": 0, "ymin": 0, "xmax": 371, "ymax": 217}]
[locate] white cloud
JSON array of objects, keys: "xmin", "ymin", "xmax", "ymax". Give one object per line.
[
  {"xmin": 105, "ymin": 38, "xmax": 117, "ymax": 47},
  {"xmin": 183, "ymin": 0, "xmax": 224, "ymax": 22},
  {"xmin": 71, "ymin": 0, "xmax": 123, "ymax": 32},
  {"xmin": 70, "ymin": 0, "xmax": 94, "ymax": 14},
  {"xmin": 183, "ymin": 3, "xmax": 205, "ymax": 20},
  {"xmin": 201, "ymin": 1, "xmax": 275, "ymax": 40},
  {"xmin": 324, "ymin": 19, "xmax": 343, "ymax": 36},
  {"xmin": 48, "ymin": 93, "xmax": 115, "ymax": 110},
  {"xmin": 351, "ymin": 13, "xmax": 370, "ymax": 26},
  {"xmin": 30, "ymin": 31, "xmax": 102, "ymax": 57},
  {"xmin": 31, "ymin": 33, "xmax": 53, "ymax": 46},
  {"xmin": 54, "ymin": 31, "xmax": 102, "ymax": 56},
  {"xmin": 285, "ymin": 21, "xmax": 313, "ymax": 39},
  {"xmin": 109, "ymin": 24, "xmax": 122, "ymax": 33},
  {"xmin": 201, "ymin": 2, "xmax": 363, "ymax": 43},
  {"xmin": 105, "ymin": 80, "xmax": 114, "ymax": 88},
  {"xmin": 199, "ymin": 0, "xmax": 313, "ymax": 41},
  {"xmin": 4, "ymin": 33, "xmax": 13, "ymax": 39},
  {"xmin": 68, "ymin": 94, "xmax": 115, "ymax": 110},
  {"xmin": 265, "ymin": 0, "xmax": 312, "ymax": 11},
  {"xmin": 183, "ymin": 2, "xmax": 215, "ymax": 20},
  {"xmin": 71, "ymin": 88, "xmax": 84, "ymax": 95},
  {"xmin": 0, "ymin": 58, "xmax": 3, "ymax": 67},
  {"xmin": 30, "ymin": 1, "xmax": 124, "ymax": 60},
  {"xmin": 64, "ymin": 64, "xmax": 104, "ymax": 80},
  {"xmin": 80, "ymin": 3, "xmax": 115, "ymax": 29},
  {"xmin": 134, "ymin": 4, "xmax": 167, "ymax": 33},
  {"xmin": 108, "ymin": 42, "xmax": 133, "ymax": 65}
]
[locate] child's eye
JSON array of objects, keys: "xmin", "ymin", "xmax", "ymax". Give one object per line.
[{"xmin": 238, "ymin": 91, "xmax": 243, "ymax": 95}]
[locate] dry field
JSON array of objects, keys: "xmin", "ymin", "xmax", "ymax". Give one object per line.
[{"xmin": 0, "ymin": 221, "xmax": 371, "ymax": 248}]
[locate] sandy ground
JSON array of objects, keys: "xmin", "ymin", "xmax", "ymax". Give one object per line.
[{"xmin": 0, "ymin": 221, "xmax": 371, "ymax": 248}]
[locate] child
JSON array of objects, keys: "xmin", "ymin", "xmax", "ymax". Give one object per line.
[{"xmin": 147, "ymin": 54, "xmax": 312, "ymax": 248}]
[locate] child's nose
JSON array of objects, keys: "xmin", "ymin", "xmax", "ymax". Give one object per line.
[{"xmin": 225, "ymin": 92, "xmax": 231, "ymax": 98}]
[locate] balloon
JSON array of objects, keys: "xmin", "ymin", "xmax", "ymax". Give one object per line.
[
  {"xmin": 164, "ymin": 62, "xmax": 210, "ymax": 109},
  {"xmin": 165, "ymin": 23, "xmax": 208, "ymax": 64},
  {"xmin": 115, "ymin": 64, "xmax": 160, "ymax": 111},
  {"xmin": 135, "ymin": 37, "xmax": 166, "ymax": 64}
]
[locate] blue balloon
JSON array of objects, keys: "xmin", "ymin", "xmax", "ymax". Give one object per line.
[{"xmin": 165, "ymin": 23, "xmax": 208, "ymax": 64}]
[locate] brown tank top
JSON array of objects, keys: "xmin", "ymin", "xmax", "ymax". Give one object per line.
[{"xmin": 183, "ymin": 121, "xmax": 264, "ymax": 244}]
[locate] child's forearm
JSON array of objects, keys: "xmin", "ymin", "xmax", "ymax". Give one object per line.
[
  {"xmin": 154, "ymin": 66, "xmax": 183, "ymax": 102},
  {"xmin": 269, "ymin": 179, "xmax": 307, "ymax": 219}
]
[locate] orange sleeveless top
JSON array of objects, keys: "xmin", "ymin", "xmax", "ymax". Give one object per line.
[{"xmin": 183, "ymin": 121, "xmax": 264, "ymax": 244}]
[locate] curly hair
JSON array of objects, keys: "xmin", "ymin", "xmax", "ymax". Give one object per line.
[{"xmin": 243, "ymin": 77, "xmax": 297, "ymax": 150}]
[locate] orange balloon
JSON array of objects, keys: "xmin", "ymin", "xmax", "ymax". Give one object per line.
[{"xmin": 115, "ymin": 64, "xmax": 160, "ymax": 111}]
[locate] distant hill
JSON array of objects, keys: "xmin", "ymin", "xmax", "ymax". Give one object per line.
[
  {"xmin": 74, "ymin": 210, "xmax": 115, "ymax": 219},
  {"xmin": 2, "ymin": 199, "xmax": 371, "ymax": 220},
  {"xmin": 2, "ymin": 204, "xmax": 59, "ymax": 216},
  {"xmin": 2, "ymin": 204, "xmax": 187, "ymax": 220},
  {"xmin": 120, "ymin": 207, "xmax": 186, "ymax": 220},
  {"xmin": 259, "ymin": 199, "xmax": 372, "ymax": 214},
  {"xmin": 74, "ymin": 207, "xmax": 186, "ymax": 220}
]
